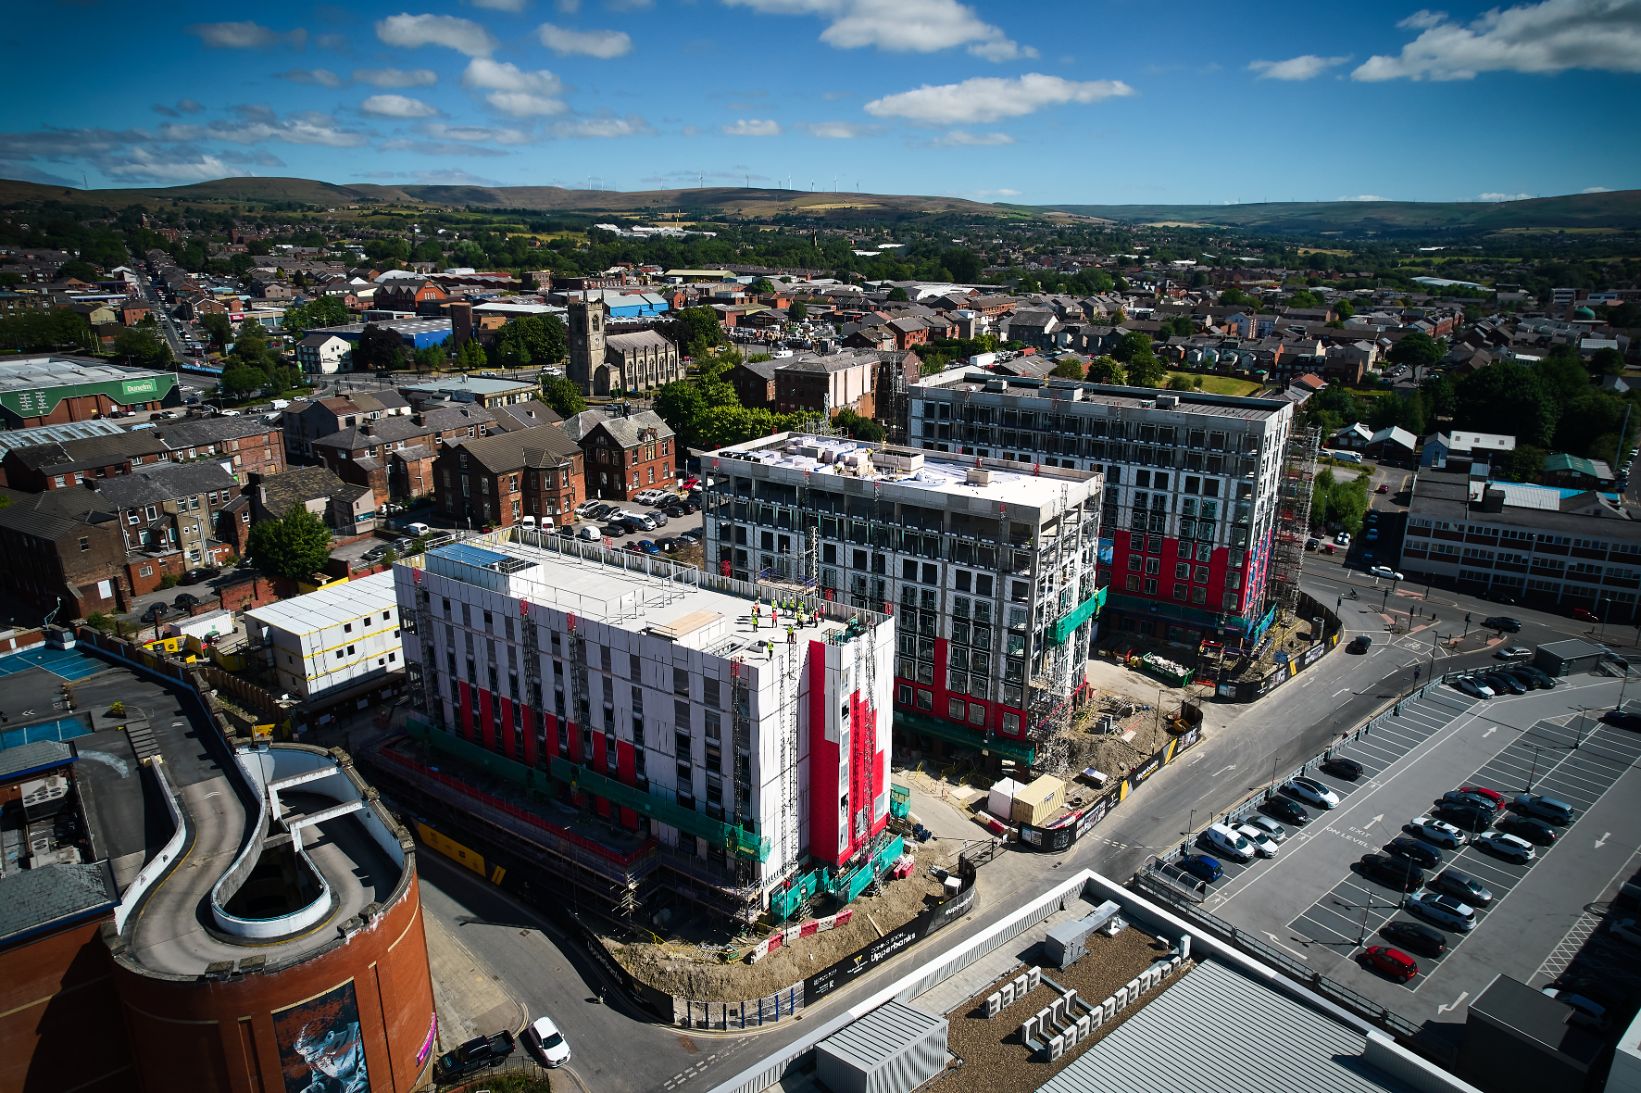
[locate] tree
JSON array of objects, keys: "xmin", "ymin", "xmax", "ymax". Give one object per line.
[
  {"xmin": 749, "ymin": 278, "xmax": 774, "ymax": 295},
  {"xmin": 1167, "ymin": 374, "xmax": 1194, "ymax": 391},
  {"xmin": 112, "ymin": 326, "xmax": 171, "ymax": 368},
  {"xmin": 247, "ymin": 508, "xmax": 332, "ymax": 582},
  {"xmin": 281, "ymin": 295, "xmax": 348, "ymax": 339},
  {"xmin": 1127, "ymin": 351, "xmax": 1166, "ymax": 388},
  {"xmin": 942, "ymin": 248, "xmax": 981, "ymax": 282},
  {"xmin": 1085, "ymin": 356, "xmax": 1126, "ymax": 384},
  {"xmin": 200, "ymin": 312, "xmax": 233, "ymax": 350},
  {"xmin": 413, "ymin": 345, "xmax": 444, "ymax": 372},
  {"xmin": 221, "ymin": 363, "xmax": 268, "ymax": 399},
  {"xmin": 1334, "ymin": 299, "xmax": 1356, "ymax": 321},
  {"xmin": 1589, "ymin": 346, "xmax": 1625, "ymax": 376},
  {"xmin": 1111, "ymin": 331, "xmax": 1153, "ymax": 364},
  {"xmin": 354, "ymin": 324, "xmax": 408, "ymax": 373},
  {"xmin": 1455, "ymin": 362, "xmax": 1557, "ymax": 446},
  {"xmin": 494, "ymin": 314, "xmax": 567, "ymax": 368},
  {"xmin": 788, "ymin": 301, "xmax": 808, "ymax": 322},
  {"xmin": 1503, "ymin": 443, "xmax": 1547, "ymax": 482},
  {"xmin": 541, "ymin": 375, "xmax": 587, "ymax": 418},
  {"xmin": 1219, "ymin": 287, "xmax": 1254, "ymax": 307},
  {"xmin": 1052, "ymin": 356, "xmax": 1087, "ymax": 379},
  {"xmin": 886, "ymin": 286, "xmax": 909, "ymax": 302},
  {"xmin": 671, "ymin": 307, "xmax": 724, "ymax": 358},
  {"xmin": 454, "ymin": 338, "xmax": 487, "ymax": 371},
  {"xmin": 57, "ymin": 259, "xmax": 99, "ymax": 282},
  {"xmin": 832, "ymin": 408, "xmax": 886, "ymax": 442},
  {"xmin": 1388, "ymin": 331, "xmax": 1443, "ymax": 370}
]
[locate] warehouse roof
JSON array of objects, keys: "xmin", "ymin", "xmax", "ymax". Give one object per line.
[
  {"xmin": 0, "ymin": 418, "xmax": 124, "ymax": 460},
  {"xmin": 0, "ymin": 355, "xmax": 171, "ymax": 393},
  {"xmin": 815, "ymin": 1001, "xmax": 943, "ymax": 1073}
]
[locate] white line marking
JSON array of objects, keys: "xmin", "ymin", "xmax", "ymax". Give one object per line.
[
  {"xmin": 1436, "ymin": 991, "xmax": 1470, "ymax": 1014},
  {"xmin": 1597, "ymin": 832, "xmax": 1611, "ymax": 849}
]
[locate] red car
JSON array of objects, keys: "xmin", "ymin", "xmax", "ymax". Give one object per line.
[
  {"xmin": 1458, "ymin": 784, "xmax": 1506, "ymax": 807},
  {"xmin": 1375, "ymin": 483, "xmax": 1390, "ymax": 493},
  {"xmin": 682, "ymin": 476, "xmax": 701, "ymax": 491},
  {"xmin": 1360, "ymin": 945, "xmax": 1419, "ymax": 982},
  {"xmin": 1573, "ymin": 607, "xmax": 1598, "ymax": 622}
]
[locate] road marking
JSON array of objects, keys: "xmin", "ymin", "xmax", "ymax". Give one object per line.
[
  {"xmin": 1436, "ymin": 991, "xmax": 1470, "ymax": 1014},
  {"xmin": 1361, "ymin": 814, "xmax": 1384, "ymax": 831},
  {"xmin": 1597, "ymin": 832, "xmax": 1611, "ymax": 849},
  {"xmin": 1332, "ymin": 687, "xmax": 1350, "ymax": 697},
  {"xmin": 1212, "ymin": 764, "xmax": 1237, "ymax": 777},
  {"xmin": 1265, "ymin": 931, "xmax": 1311, "ymax": 961},
  {"xmin": 1482, "ymin": 726, "xmax": 1496, "ymax": 739}
]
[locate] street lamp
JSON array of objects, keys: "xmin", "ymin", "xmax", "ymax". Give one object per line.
[
  {"xmin": 1575, "ymin": 706, "xmax": 1589, "ymax": 749},
  {"xmin": 1526, "ymin": 744, "xmax": 1542, "ymax": 791}
]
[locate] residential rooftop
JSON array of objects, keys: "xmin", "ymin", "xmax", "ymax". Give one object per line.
[{"xmin": 914, "ymin": 369, "xmax": 1290, "ymax": 421}]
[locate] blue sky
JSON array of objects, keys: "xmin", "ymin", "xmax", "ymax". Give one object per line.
[{"xmin": 2, "ymin": 0, "xmax": 1638, "ymax": 204}]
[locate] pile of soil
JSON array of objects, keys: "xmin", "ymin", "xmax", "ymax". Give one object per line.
[{"xmin": 608, "ymin": 867, "xmax": 948, "ymax": 1001}]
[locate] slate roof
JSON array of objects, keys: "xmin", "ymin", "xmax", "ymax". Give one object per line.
[
  {"xmin": 150, "ymin": 416, "xmax": 278, "ymax": 447},
  {"xmin": 417, "ymin": 403, "xmax": 493, "ymax": 433},
  {"xmin": 488, "ymin": 399, "xmax": 563, "ymax": 432},
  {"xmin": 92, "ymin": 462, "xmax": 238, "ymax": 508},
  {"xmin": 0, "ymin": 862, "xmax": 118, "ymax": 945},
  {"xmin": 6, "ymin": 431, "xmax": 160, "ymax": 472},
  {"xmin": 0, "ymin": 739, "xmax": 74, "ymax": 781},
  {"xmin": 311, "ymin": 415, "xmax": 434, "ymax": 452},
  {"xmin": 445, "ymin": 424, "xmax": 580, "ymax": 473},
  {"xmin": 605, "ymin": 329, "xmax": 677, "ymax": 353},
  {"xmin": 256, "ymin": 465, "xmax": 367, "ymax": 519}
]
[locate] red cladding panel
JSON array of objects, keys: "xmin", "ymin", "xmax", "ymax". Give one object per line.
[
  {"xmin": 499, "ymin": 698, "xmax": 516, "ymax": 760},
  {"xmin": 522, "ymin": 706, "xmax": 538, "ymax": 768},
  {"xmin": 808, "ymin": 642, "xmax": 841, "ymax": 867},
  {"xmin": 478, "ymin": 688, "xmax": 494, "ymax": 751}
]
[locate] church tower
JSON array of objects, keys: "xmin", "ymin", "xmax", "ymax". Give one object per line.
[{"xmin": 567, "ymin": 293, "xmax": 607, "ymax": 395}]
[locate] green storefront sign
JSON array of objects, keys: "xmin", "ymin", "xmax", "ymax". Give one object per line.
[{"xmin": 120, "ymin": 378, "xmax": 159, "ymax": 398}]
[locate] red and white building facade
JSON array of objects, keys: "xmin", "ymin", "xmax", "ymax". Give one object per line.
[
  {"xmin": 703, "ymin": 436, "xmax": 1102, "ymax": 749},
  {"xmin": 909, "ymin": 373, "xmax": 1293, "ymax": 646},
  {"xmin": 393, "ymin": 531, "xmax": 893, "ymax": 910}
]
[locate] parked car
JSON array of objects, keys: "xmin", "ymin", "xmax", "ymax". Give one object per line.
[
  {"xmin": 1442, "ymin": 789, "xmax": 1501, "ymax": 813},
  {"xmin": 1369, "ymin": 565, "xmax": 1404, "ymax": 581},
  {"xmin": 1407, "ymin": 891, "xmax": 1477, "ymax": 932},
  {"xmin": 141, "ymin": 602, "xmax": 169, "ymax": 623},
  {"xmin": 1261, "ymin": 796, "xmax": 1311, "ymax": 825},
  {"xmin": 1358, "ymin": 853, "xmax": 1425, "ymax": 893},
  {"xmin": 1380, "ymin": 920, "xmax": 1448, "ymax": 958},
  {"xmin": 1431, "ymin": 802, "xmax": 1494, "ymax": 833},
  {"xmin": 576, "ymin": 525, "xmax": 602, "ymax": 542},
  {"xmin": 677, "ymin": 528, "xmax": 704, "ymax": 544},
  {"xmin": 1201, "ymin": 823, "xmax": 1258, "ymax": 864},
  {"xmin": 1512, "ymin": 793, "xmax": 1576, "ymax": 825},
  {"xmin": 435, "ymin": 1031, "xmax": 515, "ymax": 1083},
  {"xmin": 1176, "ymin": 854, "xmax": 1223, "ymax": 883},
  {"xmin": 1496, "ymin": 814, "xmax": 1559, "ymax": 846},
  {"xmin": 1321, "ymin": 755, "xmax": 1364, "ymax": 780},
  {"xmin": 1572, "ymin": 606, "xmax": 1598, "ymax": 622},
  {"xmin": 1494, "ymin": 646, "xmax": 1532, "ymax": 661},
  {"xmin": 1386, "ymin": 836, "xmax": 1444, "ymax": 869},
  {"xmin": 1429, "ymin": 868, "xmax": 1494, "ymax": 906},
  {"xmin": 1336, "ymin": 531, "xmax": 1351, "ymax": 547},
  {"xmin": 1476, "ymin": 830, "xmax": 1536, "ymax": 863},
  {"xmin": 1305, "ymin": 537, "xmax": 1320, "ymax": 551},
  {"xmin": 1542, "ymin": 988, "xmax": 1610, "ymax": 1030},
  {"xmin": 1464, "ymin": 675, "xmax": 1497, "ymax": 698},
  {"xmin": 1235, "ymin": 823, "xmax": 1280, "ymax": 858},
  {"xmin": 1452, "ymin": 676, "xmax": 1490, "ymax": 699},
  {"xmin": 1601, "ymin": 709, "xmax": 1641, "ymax": 731},
  {"xmin": 181, "ymin": 566, "xmax": 219, "ymax": 584},
  {"xmin": 633, "ymin": 488, "xmax": 671, "ymax": 506},
  {"xmin": 1485, "ymin": 671, "xmax": 1528, "ymax": 696},
  {"xmin": 1403, "ymin": 816, "xmax": 1467, "ymax": 850},
  {"xmin": 1282, "ymin": 776, "xmax": 1340, "ymax": 810},
  {"xmin": 587, "ymin": 502, "xmax": 616, "ymax": 521},
  {"xmin": 645, "ymin": 510, "xmax": 670, "ymax": 528},
  {"xmin": 600, "ymin": 524, "xmax": 627, "ymax": 539},
  {"xmin": 1482, "ymin": 615, "xmax": 1523, "ymax": 633},
  {"xmin": 1513, "ymin": 665, "xmax": 1556, "ymax": 689},
  {"xmin": 1244, "ymin": 815, "xmax": 1288, "ymax": 843},
  {"xmin": 523, "ymin": 1015, "xmax": 571, "ymax": 1069},
  {"xmin": 637, "ymin": 539, "xmax": 661, "ymax": 555},
  {"xmin": 1360, "ymin": 945, "xmax": 1419, "ymax": 983},
  {"xmin": 173, "ymin": 592, "xmax": 201, "ymax": 611}
]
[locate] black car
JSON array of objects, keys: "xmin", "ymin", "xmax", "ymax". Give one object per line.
[
  {"xmin": 1381, "ymin": 919, "xmax": 1448, "ymax": 958},
  {"xmin": 435, "ymin": 1031, "xmax": 515, "ymax": 1083},
  {"xmin": 1496, "ymin": 813, "xmax": 1559, "ymax": 846},
  {"xmin": 173, "ymin": 592, "xmax": 201, "ymax": 610},
  {"xmin": 1482, "ymin": 615, "xmax": 1522, "ymax": 633},
  {"xmin": 1322, "ymin": 755, "xmax": 1364, "ymax": 781},
  {"xmin": 1503, "ymin": 666, "xmax": 1552, "ymax": 691},
  {"xmin": 600, "ymin": 524, "xmax": 627, "ymax": 538},
  {"xmin": 141, "ymin": 602, "xmax": 169, "ymax": 623},
  {"xmin": 1431, "ymin": 802, "xmax": 1494, "ymax": 833},
  {"xmin": 1601, "ymin": 709, "xmax": 1641, "ymax": 731},
  {"xmin": 181, "ymin": 566, "xmax": 219, "ymax": 585},
  {"xmin": 1261, "ymin": 795, "xmax": 1311, "ymax": 825},
  {"xmin": 1385, "ymin": 836, "xmax": 1443, "ymax": 869},
  {"xmin": 1359, "ymin": 853, "xmax": 1426, "ymax": 892},
  {"xmin": 1430, "ymin": 867, "xmax": 1494, "ymax": 906},
  {"xmin": 1348, "ymin": 635, "xmax": 1372, "ymax": 654},
  {"xmin": 1485, "ymin": 672, "xmax": 1528, "ymax": 696}
]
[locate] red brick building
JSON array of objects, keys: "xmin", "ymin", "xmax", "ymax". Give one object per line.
[
  {"xmin": 563, "ymin": 409, "xmax": 676, "ymax": 500},
  {"xmin": 434, "ymin": 424, "xmax": 585, "ymax": 529}
]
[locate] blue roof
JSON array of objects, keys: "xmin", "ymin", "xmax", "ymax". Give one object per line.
[{"xmin": 431, "ymin": 542, "xmax": 512, "ymax": 568}]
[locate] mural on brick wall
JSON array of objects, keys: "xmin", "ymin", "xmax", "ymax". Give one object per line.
[{"xmin": 274, "ymin": 981, "xmax": 370, "ymax": 1093}]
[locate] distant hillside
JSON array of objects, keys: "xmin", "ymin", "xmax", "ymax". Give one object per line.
[
  {"xmin": 1035, "ymin": 190, "xmax": 1641, "ymax": 235},
  {"xmin": 0, "ymin": 176, "xmax": 1019, "ymax": 222}
]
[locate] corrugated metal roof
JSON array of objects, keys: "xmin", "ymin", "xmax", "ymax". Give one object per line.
[
  {"xmin": 0, "ymin": 418, "xmax": 125, "ymax": 459},
  {"xmin": 816, "ymin": 1000, "xmax": 943, "ymax": 1070},
  {"xmin": 246, "ymin": 570, "xmax": 398, "ymax": 635},
  {"xmin": 1036, "ymin": 961, "xmax": 1418, "ymax": 1093},
  {"xmin": 0, "ymin": 739, "xmax": 75, "ymax": 780},
  {"xmin": 0, "ymin": 862, "xmax": 117, "ymax": 944}
]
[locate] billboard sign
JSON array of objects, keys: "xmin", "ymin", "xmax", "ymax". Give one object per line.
[{"xmin": 273, "ymin": 981, "xmax": 369, "ymax": 1093}]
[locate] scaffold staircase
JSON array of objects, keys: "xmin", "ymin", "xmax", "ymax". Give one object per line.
[{"xmin": 1269, "ymin": 426, "xmax": 1320, "ymax": 617}]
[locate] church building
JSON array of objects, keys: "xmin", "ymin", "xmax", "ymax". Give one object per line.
[{"xmin": 567, "ymin": 295, "xmax": 685, "ymax": 396}]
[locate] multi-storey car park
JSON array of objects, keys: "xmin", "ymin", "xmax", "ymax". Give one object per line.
[
  {"xmin": 907, "ymin": 371, "xmax": 1313, "ymax": 650},
  {"xmin": 701, "ymin": 435, "xmax": 1102, "ymax": 762},
  {"xmin": 392, "ymin": 531, "xmax": 896, "ymax": 923}
]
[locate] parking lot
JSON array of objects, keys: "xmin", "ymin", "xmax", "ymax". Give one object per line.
[
  {"xmin": 1182, "ymin": 670, "xmax": 1641, "ymax": 1027},
  {"xmin": 573, "ymin": 491, "xmax": 703, "ymax": 556}
]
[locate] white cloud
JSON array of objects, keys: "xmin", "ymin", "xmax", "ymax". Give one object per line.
[
  {"xmin": 463, "ymin": 57, "xmax": 563, "ymax": 94},
  {"xmin": 219, "ymin": 108, "xmax": 371, "ymax": 147},
  {"xmin": 1248, "ymin": 54, "xmax": 1350, "ymax": 80},
  {"xmin": 376, "ymin": 13, "xmax": 497, "ymax": 57},
  {"xmin": 424, "ymin": 121, "xmax": 531, "ymax": 144},
  {"xmin": 316, "ymin": 32, "xmax": 347, "ymax": 50},
  {"xmin": 973, "ymin": 187, "xmax": 1020, "ymax": 198},
  {"xmin": 1583, "ymin": 185, "xmax": 1613, "ymax": 193},
  {"xmin": 606, "ymin": 0, "xmax": 654, "ymax": 9},
  {"xmin": 725, "ymin": 0, "xmax": 1034, "ymax": 62},
  {"xmin": 1478, "ymin": 191, "xmax": 1535, "ymax": 201},
  {"xmin": 189, "ymin": 22, "xmax": 306, "ymax": 49},
  {"xmin": 486, "ymin": 92, "xmax": 564, "ymax": 116},
  {"xmin": 278, "ymin": 68, "xmax": 343, "ymax": 88},
  {"xmin": 1354, "ymin": 0, "xmax": 1641, "ymax": 81},
  {"xmin": 355, "ymin": 67, "xmax": 439, "ymax": 88},
  {"xmin": 552, "ymin": 115, "xmax": 652, "ymax": 137},
  {"xmin": 804, "ymin": 121, "xmax": 868, "ymax": 138},
  {"xmin": 934, "ymin": 129, "xmax": 1014, "ymax": 145},
  {"xmin": 361, "ymin": 94, "xmax": 440, "ymax": 118},
  {"xmin": 1398, "ymin": 9, "xmax": 1448, "ymax": 29},
  {"xmin": 1338, "ymin": 194, "xmax": 1389, "ymax": 201},
  {"xmin": 107, "ymin": 149, "xmax": 233, "ymax": 184},
  {"xmin": 537, "ymin": 23, "xmax": 634, "ymax": 57},
  {"xmin": 724, "ymin": 118, "xmax": 781, "ymax": 136},
  {"xmin": 865, "ymin": 74, "xmax": 1133, "ymax": 124}
]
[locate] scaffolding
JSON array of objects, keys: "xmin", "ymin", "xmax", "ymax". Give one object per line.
[{"xmin": 1268, "ymin": 425, "xmax": 1320, "ymax": 618}]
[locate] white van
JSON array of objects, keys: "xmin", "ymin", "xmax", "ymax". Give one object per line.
[
  {"xmin": 521, "ymin": 515, "xmax": 538, "ymax": 529},
  {"xmin": 1202, "ymin": 823, "xmax": 1257, "ymax": 863},
  {"xmin": 405, "ymin": 521, "xmax": 431, "ymax": 537}
]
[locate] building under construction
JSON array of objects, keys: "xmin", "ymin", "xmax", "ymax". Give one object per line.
[{"xmin": 385, "ymin": 530, "xmax": 896, "ymax": 926}]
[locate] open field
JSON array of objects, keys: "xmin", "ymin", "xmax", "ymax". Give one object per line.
[{"xmin": 1164, "ymin": 372, "xmax": 1263, "ymax": 396}]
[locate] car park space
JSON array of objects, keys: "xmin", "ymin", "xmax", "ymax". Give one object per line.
[{"xmin": 1177, "ymin": 671, "xmax": 1641, "ymax": 1021}]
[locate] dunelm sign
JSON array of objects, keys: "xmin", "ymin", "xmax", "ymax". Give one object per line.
[{"xmin": 121, "ymin": 378, "xmax": 159, "ymax": 397}]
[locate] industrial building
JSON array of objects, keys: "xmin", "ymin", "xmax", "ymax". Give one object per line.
[
  {"xmin": 392, "ymin": 530, "xmax": 896, "ymax": 921},
  {"xmin": 398, "ymin": 372, "xmax": 539, "ymax": 409},
  {"xmin": 0, "ymin": 355, "xmax": 178, "ymax": 427},
  {"xmin": 1399, "ymin": 471, "xmax": 1641, "ymax": 622},
  {"xmin": 246, "ymin": 571, "xmax": 403, "ymax": 701},
  {"xmin": 907, "ymin": 371, "xmax": 1308, "ymax": 648},
  {"xmin": 306, "ymin": 317, "xmax": 452, "ymax": 355},
  {"xmin": 0, "ymin": 643, "xmax": 435, "ymax": 1093},
  {"xmin": 702, "ymin": 435, "xmax": 1102, "ymax": 760}
]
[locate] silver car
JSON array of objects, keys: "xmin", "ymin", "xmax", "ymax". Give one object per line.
[{"xmin": 1408, "ymin": 891, "xmax": 1477, "ymax": 932}]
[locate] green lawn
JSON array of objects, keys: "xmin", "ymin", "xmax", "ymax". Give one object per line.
[{"xmin": 1165, "ymin": 371, "xmax": 1264, "ymax": 397}]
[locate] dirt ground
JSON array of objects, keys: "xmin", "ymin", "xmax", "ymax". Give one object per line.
[
  {"xmin": 932, "ymin": 926, "xmax": 1184, "ymax": 1093},
  {"xmin": 606, "ymin": 865, "xmax": 949, "ymax": 1001}
]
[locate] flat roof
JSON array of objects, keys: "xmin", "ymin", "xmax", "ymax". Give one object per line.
[
  {"xmin": 0, "ymin": 418, "xmax": 126, "ymax": 459},
  {"xmin": 246, "ymin": 571, "xmax": 397, "ymax": 635},
  {"xmin": 400, "ymin": 375, "xmax": 536, "ymax": 396},
  {"xmin": 708, "ymin": 434, "xmax": 1098, "ymax": 510},
  {"xmin": 312, "ymin": 318, "xmax": 450, "ymax": 336},
  {"xmin": 914, "ymin": 370, "xmax": 1288, "ymax": 421},
  {"xmin": 1408, "ymin": 471, "xmax": 1641, "ymax": 543},
  {"xmin": 0, "ymin": 356, "xmax": 172, "ymax": 393},
  {"xmin": 413, "ymin": 530, "xmax": 881, "ymax": 659}
]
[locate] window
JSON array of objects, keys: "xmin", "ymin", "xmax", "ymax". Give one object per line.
[{"xmin": 79, "ymin": 536, "xmax": 90, "ymax": 552}]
